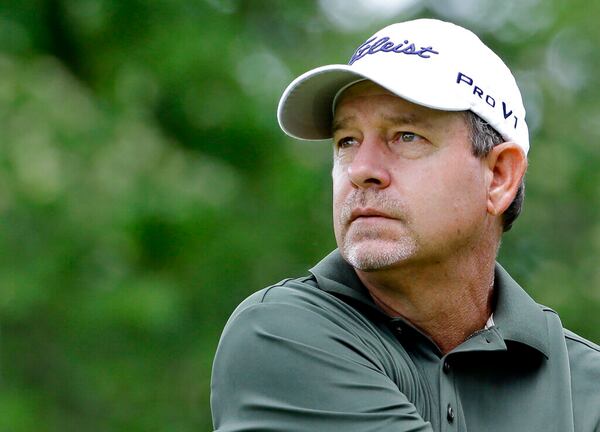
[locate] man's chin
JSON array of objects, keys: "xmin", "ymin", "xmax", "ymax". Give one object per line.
[{"xmin": 341, "ymin": 240, "xmax": 417, "ymax": 271}]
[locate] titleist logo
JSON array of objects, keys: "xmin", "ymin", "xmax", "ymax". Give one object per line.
[{"xmin": 349, "ymin": 36, "xmax": 439, "ymax": 65}]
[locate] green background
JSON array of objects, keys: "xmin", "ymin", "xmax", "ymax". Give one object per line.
[{"xmin": 0, "ymin": 1, "xmax": 598, "ymax": 430}]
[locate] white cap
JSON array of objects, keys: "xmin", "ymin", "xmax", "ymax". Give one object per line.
[{"xmin": 277, "ymin": 19, "xmax": 529, "ymax": 154}]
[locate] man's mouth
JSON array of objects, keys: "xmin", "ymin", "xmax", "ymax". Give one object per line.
[{"xmin": 349, "ymin": 208, "xmax": 395, "ymax": 223}]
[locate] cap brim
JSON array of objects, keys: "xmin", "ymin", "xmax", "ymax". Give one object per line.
[
  {"xmin": 277, "ymin": 64, "xmax": 470, "ymax": 141},
  {"xmin": 277, "ymin": 65, "xmax": 363, "ymax": 140}
]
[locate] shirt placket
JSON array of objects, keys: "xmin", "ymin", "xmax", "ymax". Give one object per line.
[{"xmin": 439, "ymin": 353, "xmax": 461, "ymax": 432}]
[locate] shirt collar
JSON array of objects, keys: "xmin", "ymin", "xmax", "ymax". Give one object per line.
[
  {"xmin": 492, "ymin": 262, "xmax": 550, "ymax": 358},
  {"xmin": 309, "ymin": 249, "xmax": 383, "ymax": 317},
  {"xmin": 309, "ymin": 249, "xmax": 550, "ymax": 358}
]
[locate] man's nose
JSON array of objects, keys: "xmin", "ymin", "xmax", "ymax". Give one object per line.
[{"xmin": 347, "ymin": 138, "xmax": 391, "ymax": 190}]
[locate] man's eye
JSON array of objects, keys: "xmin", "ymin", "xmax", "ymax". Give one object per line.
[
  {"xmin": 337, "ymin": 137, "xmax": 358, "ymax": 149},
  {"xmin": 396, "ymin": 132, "xmax": 419, "ymax": 142}
]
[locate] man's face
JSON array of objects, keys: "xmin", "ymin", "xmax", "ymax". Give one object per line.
[{"xmin": 332, "ymin": 81, "xmax": 491, "ymax": 271}]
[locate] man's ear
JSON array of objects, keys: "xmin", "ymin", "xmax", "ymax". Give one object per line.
[{"xmin": 485, "ymin": 142, "xmax": 527, "ymax": 216}]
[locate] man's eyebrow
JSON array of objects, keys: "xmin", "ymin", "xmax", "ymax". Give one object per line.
[{"xmin": 331, "ymin": 115, "xmax": 356, "ymax": 134}]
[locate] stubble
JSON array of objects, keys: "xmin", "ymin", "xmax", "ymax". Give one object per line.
[{"xmin": 336, "ymin": 190, "xmax": 418, "ymax": 271}]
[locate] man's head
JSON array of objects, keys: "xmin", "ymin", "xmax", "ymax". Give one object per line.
[
  {"xmin": 277, "ymin": 19, "xmax": 528, "ymax": 270},
  {"xmin": 330, "ymin": 81, "xmax": 525, "ymax": 270}
]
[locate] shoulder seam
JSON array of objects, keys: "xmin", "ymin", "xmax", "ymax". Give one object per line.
[
  {"xmin": 564, "ymin": 333, "xmax": 600, "ymax": 353},
  {"xmin": 260, "ymin": 278, "xmax": 293, "ymax": 302},
  {"xmin": 538, "ymin": 305, "xmax": 559, "ymax": 316},
  {"xmin": 259, "ymin": 275, "xmax": 315, "ymax": 303}
]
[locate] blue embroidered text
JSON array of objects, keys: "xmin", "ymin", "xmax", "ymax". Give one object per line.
[
  {"xmin": 456, "ymin": 72, "xmax": 519, "ymax": 129},
  {"xmin": 349, "ymin": 36, "xmax": 439, "ymax": 65}
]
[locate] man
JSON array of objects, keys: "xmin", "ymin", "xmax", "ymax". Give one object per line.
[{"xmin": 211, "ymin": 19, "xmax": 600, "ymax": 432}]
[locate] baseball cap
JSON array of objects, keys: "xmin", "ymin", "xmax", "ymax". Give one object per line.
[{"xmin": 277, "ymin": 19, "xmax": 529, "ymax": 154}]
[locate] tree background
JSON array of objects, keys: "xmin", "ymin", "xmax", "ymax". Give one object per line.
[{"xmin": 0, "ymin": 1, "xmax": 598, "ymax": 430}]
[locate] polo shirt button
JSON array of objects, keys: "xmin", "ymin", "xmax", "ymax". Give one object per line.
[
  {"xmin": 443, "ymin": 361, "xmax": 451, "ymax": 374},
  {"xmin": 447, "ymin": 404, "xmax": 455, "ymax": 423}
]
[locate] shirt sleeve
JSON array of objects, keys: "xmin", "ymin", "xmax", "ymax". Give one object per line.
[{"xmin": 211, "ymin": 300, "xmax": 434, "ymax": 432}]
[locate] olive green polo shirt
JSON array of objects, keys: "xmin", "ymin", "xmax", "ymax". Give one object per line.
[{"xmin": 211, "ymin": 250, "xmax": 600, "ymax": 431}]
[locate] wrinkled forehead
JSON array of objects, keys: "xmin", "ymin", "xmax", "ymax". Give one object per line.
[{"xmin": 334, "ymin": 80, "xmax": 393, "ymax": 110}]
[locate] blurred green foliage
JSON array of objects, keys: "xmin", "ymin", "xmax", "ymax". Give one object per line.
[{"xmin": 0, "ymin": 0, "xmax": 598, "ymax": 430}]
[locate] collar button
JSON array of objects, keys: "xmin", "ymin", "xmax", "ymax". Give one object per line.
[{"xmin": 447, "ymin": 404, "xmax": 455, "ymax": 423}]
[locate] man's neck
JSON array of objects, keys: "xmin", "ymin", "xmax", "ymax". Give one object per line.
[{"xmin": 355, "ymin": 248, "xmax": 497, "ymax": 354}]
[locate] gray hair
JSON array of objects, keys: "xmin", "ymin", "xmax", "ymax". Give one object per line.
[{"xmin": 464, "ymin": 111, "xmax": 525, "ymax": 232}]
